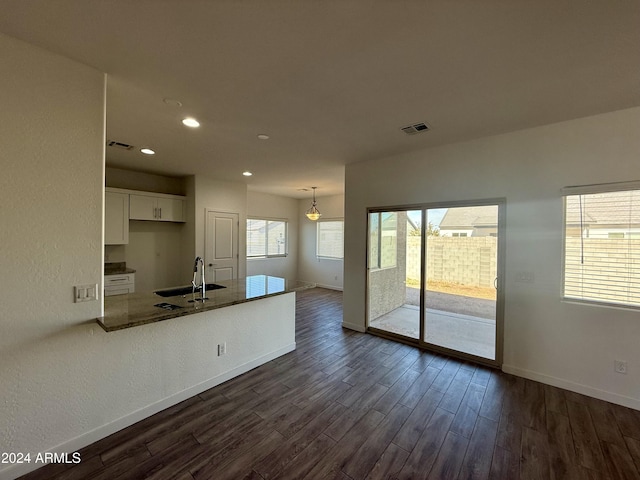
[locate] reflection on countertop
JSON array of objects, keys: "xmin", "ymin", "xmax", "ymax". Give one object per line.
[{"xmin": 97, "ymin": 275, "xmax": 315, "ymax": 332}]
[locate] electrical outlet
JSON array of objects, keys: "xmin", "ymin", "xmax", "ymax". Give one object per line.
[
  {"xmin": 218, "ymin": 343, "xmax": 227, "ymax": 356},
  {"xmin": 614, "ymin": 360, "xmax": 627, "ymax": 374},
  {"xmin": 514, "ymin": 271, "xmax": 535, "ymax": 283}
]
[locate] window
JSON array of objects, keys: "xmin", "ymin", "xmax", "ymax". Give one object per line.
[
  {"xmin": 247, "ymin": 218, "xmax": 287, "ymax": 257},
  {"xmin": 563, "ymin": 182, "xmax": 640, "ymax": 308},
  {"xmin": 368, "ymin": 212, "xmax": 397, "ymax": 269},
  {"xmin": 317, "ymin": 220, "xmax": 344, "ymax": 259}
]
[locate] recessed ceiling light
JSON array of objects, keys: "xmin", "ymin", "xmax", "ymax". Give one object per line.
[
  {"xmin": 257, "ymin": 134, "xmax": 270, "ymax": 140},
  {"xmin": 140, "ymin": 148, "xmax": 155, "ymax": 155},
  {"xmin": 242, "ymin": 171, "xmax": 253, "ymax": 177},
  {"xmin": 182, "ymin": 117, "xmax": 200, "ymax": 128}
]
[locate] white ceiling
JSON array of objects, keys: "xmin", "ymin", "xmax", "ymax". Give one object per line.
[{"xmin": 1, "ymin": 1, "xmax": 639, "ymax": 198}]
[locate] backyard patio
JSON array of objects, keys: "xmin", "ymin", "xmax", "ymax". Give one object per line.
[{"xmin": 369, "ymin": 287, "xmax": 497, "ymax": 359}]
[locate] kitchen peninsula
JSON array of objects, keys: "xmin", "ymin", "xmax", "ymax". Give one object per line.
[
  {"xmin": 98, "ymin": 275, "xmax": 314, "ymax": 332},
  {"xmin": 88, "ymin": 275, "xmax": 314, "ymax": 460}
]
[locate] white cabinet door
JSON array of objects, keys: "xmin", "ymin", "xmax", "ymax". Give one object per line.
[
  {"xmin": 156, "ymin": 197, "xmax": 185, "ymax": 222},
  {"xmin": 129, "ymin": 194, "xmax": 157, "ymax": 221},
  {"xmin": 105, "ymin": 191, "xmax": 129, "ymax": 244},
  {"xmin": 129, "ymin": 194, "xmax": 185, "ymax": 222}
]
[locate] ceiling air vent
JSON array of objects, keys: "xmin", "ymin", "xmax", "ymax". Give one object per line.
[
  {"xmin": 107, "ymin": 140, "xmax": 134, "ymax": 150},
  {"xmin": 401, "ymin": 122, "xmax": 430, "ymax": 135}
]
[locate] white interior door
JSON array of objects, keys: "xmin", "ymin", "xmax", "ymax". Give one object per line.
[{"xmin": 205, "ymin": 210, "xmax": 239, "ymax": 282}]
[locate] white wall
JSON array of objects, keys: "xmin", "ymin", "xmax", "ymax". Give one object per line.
[
  {"xmin": 194, "ymin": 175, "xmax": 248, "ymax": 279},
  {"xmin": 344, "ymin": 106, "xmax": 640, "ymax": 409},
  {"xmin": 180, "ymin": 175, "xmax": 197, "ymax": 281},
  {"xmin": 104, "ymin": 219, "xmax": 186, "ymax": 291},
  {"xmin": 0, "ymin": 32, "xmax": 105, "ymax": 478},
  {"xmin": 105, "ymin": 166, "xmax": 185, "ymax": 195},
  {"xmin": 247, "ymin": 191, "xmax": 299, "ymax": 280},
  {"xmin": 125, "ymin": 221, "xmax": 185, "ymax": 291},
  {"xmin": 298, "ymin": 194, "xmax": 345, "ymax": 290},
  {"xmin": 0, "ymin": 34, "xmax": 294, "ymax": 480}
]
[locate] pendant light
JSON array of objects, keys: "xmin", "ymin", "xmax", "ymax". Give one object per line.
[{"xmin": 305, "ymin": 187, "xmax": 322, "ymax": 221}]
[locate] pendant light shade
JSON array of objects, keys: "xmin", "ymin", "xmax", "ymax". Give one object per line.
[{"xmin": 305, "ymin": 187, "xmax": 322, "ymax": 221}]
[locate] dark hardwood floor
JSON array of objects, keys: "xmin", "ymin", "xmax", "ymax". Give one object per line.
[{"xmin": 20, "ymin": 288, "xmax": 640, "ymax": 479}]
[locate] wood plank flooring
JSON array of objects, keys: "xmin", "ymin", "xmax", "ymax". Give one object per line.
[{"xmin": 20, "ymin": 288, "xmax": 640, "ymax": 479}]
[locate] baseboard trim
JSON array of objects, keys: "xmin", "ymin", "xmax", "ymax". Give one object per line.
[
  {"xmin": 1, "ymin": 343, "xmax": 296, "ymax": 480},
  {"xmin": 502, "ymin": 364, "xmax": 640, "ymax": 410},
  {"xmin": 313, "ymin": 283, "xmax": 343, "ymax": 292},
  {"xmin": 342, "ymin": 321, "xmax": 365, "ymax": 333}
]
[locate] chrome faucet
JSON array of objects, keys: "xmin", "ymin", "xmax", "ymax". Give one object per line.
[{"xmin": 192, "ymin": 256, "xmax": 206, "ymax": 301}]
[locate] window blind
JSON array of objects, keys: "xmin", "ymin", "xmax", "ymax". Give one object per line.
[
  {"xmin": 247, "ymin": 219, "xmax": 267, "ymax": 257},
  {"xmin": 563, "ymin": 187, "xmax": 640, "ymax": 308},
  {"xmin": 247, "ymin": 219, "xmax": 287, "ymax": 257},
  {"xmin": 317, "ymin": 220, "xmax": 344, "ymax": 259}
]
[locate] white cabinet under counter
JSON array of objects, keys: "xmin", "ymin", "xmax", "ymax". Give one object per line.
[{"xmin": 104, "ymin": 273, "xmax": 136, "ymax": 296}]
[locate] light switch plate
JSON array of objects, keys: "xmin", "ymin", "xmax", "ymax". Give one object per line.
[{"xmin": 75, "ymin": 284, "xmax": 98, "ymax": 303}]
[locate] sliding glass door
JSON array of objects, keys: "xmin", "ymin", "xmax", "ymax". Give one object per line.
[
  {"xmin": 367, "ymin": 201, "xmax": 504, "ymax": 366},
  {"xmin": 368, "ymin": 210, "xmax": 421, "ymax": 340},
  {"xmin": 423, "ymin": 204, "xmax": 500, "ymax": 361}
]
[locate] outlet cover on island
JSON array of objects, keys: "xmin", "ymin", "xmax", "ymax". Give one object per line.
[
  {"xmin": 218, "ymin": 342, "xmax": 227, "ymax": 356},
  {"xmin": 614, "ymin": 360, "xmax": 628, "ymax": 374}
]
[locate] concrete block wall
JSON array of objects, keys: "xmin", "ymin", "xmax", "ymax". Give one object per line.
[
  {"xmin": 368, "ymin": 213, "xmax": 408, "ymax": 320},
  {"xmin": 406, "ymin": 236, "xmax": 498, "ymax": 288}
]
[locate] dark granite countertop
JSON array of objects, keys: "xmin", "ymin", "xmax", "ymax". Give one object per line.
[
  {"xmin": 105, "ymin": 262, "xmax": 136, "ymax": 275},
  {"xmin": 105, "ymin": 268, "xmax": 136, "ymax": 275},
  {"xmin": 97, "ymin": 275, "xmax": 315, "ymax": 332}
]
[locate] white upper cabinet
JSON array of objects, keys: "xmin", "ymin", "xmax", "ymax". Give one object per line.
[
  {"xmin": 105, "ymin": 190, "xmax": 130, "ymax": 245},
  {"xmin": 129, "ymin": 194, "xmax": 156, "ymax": 221},
  {"xmin": 129, "ymin": 193, "xmax": 185, "ymax": 222},
  {"xmin": 157, "ymin": 196, "xmax": 185, "ymax": 222}
]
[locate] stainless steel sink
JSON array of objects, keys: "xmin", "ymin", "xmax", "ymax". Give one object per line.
[{"xmin": 154, "ymin": 283, "xmax": 226, "ymax": 297}]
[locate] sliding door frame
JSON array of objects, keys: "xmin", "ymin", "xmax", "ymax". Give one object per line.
[{"xmin": 366, "ymin": 198, "xmax": 506, "ymax": 369}]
